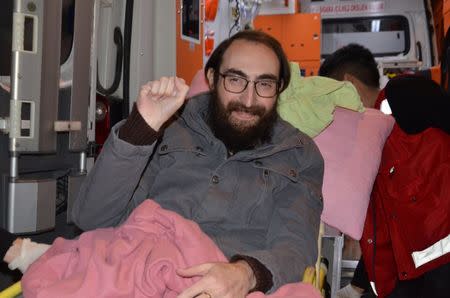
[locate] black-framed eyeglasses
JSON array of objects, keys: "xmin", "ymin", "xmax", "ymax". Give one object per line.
[{"xmin": 218, "ymin": 73, "xmax": 279, "ymax": 98}]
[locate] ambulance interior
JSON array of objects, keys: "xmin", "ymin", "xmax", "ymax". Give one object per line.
[{"xmin": 0, "ymin": 0, "xmax": 448, "ymax": 297}]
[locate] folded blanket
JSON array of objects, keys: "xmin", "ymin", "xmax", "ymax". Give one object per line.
[
  {"xmin": 278, "ymin": 62, "xmax": 364, "ymax": 137},
  {"xmin": 22, "ymin": 200, "xmax": 320, "ymax": 298}
]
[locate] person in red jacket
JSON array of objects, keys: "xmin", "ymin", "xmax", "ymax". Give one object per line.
[
  {"xmin": 321, "ymin": 44, "xmax": 450, "ymax": 298},
  {"xmin": 360, "ymin": 75, "xmax": 450, "ymax": 298}
]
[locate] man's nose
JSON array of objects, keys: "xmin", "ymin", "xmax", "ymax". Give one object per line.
[{"xmin": 241, "ymin": 82, "xmax": 257, "ymax": 107}]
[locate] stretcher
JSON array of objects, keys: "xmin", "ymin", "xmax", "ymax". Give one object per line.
[
  {"xmin": 1, "ymin": 265, "xmax": 328, "ymax": 298},
  {"xmin": 0, "ymin": 281, "xmax": 21, "ymax": 298},
  {"xmin": 301, "ymin": 221, "xmax": 330, "ymax": 297},
  {"xmin": 0, "ymin": 222, "xmax": 331, "ymax": 298}
]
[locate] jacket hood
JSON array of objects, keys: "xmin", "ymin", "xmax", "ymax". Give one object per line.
[{"xmin": 385, "ymin": 75, "xmax": 450, "ymax": 135}]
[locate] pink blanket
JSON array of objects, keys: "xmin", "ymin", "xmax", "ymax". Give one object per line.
[{"xmin": 22, "ymin": 200, "xmax": 320, "ymax": 298}]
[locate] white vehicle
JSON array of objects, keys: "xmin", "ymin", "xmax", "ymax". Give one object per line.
[{"xmin": 300, "ymin": 0, "xmax": 438, "ymax": 73}]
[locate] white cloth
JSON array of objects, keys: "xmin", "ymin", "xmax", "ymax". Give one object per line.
[
  {"xmin": 335, "ymin": 284, "xmax": 362, "ymax": 298},
  {"xmin": 8, "ymin": 238, "xmax": 50, "ymax": 273}
]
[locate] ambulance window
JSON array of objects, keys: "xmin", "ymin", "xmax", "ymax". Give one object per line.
[
  {"xmin": 61, "ymin": 0, "xmax": 75, "ymax": 64},
  {"xmin": 0, "ymin": 0, "xmax": 74, "ymax": 76},
  {"xmin": 322, "ymin": 16, "xmax": 410, "ymax": 58},
  {"xmin": 0, "ymin": 0, "xmax": 13, "ymax": 76}
]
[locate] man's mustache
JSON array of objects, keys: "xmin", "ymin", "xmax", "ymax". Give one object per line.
[{"xmin": 227, "ymin": 102, "xmax": 265, "ymax": 117}]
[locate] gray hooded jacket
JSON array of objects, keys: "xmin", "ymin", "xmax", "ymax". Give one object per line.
[{"xmin": 72, "ymin": 93, "xmax": 324, "ymax": 291}]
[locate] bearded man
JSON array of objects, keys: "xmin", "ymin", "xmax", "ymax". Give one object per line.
[{"xmin": 72, "ymin": 30, "xmax": 324, "ymax": 298}]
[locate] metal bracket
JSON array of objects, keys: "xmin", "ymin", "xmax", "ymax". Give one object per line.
[
  {"xmin": 0, "ymin": 117, "xmax": 9, "ymax": 133},
  {"xmin": 86, "ymin": 141, "xmax": 98, "ymax": 158},
  {"xmin": 54, "ymin": 121, "xmax": 82, "ymax": 132}
]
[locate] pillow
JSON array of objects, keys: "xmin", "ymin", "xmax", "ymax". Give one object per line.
[
  {"xmin": 187, "ymin": 69, "xmax": 209, "ymax": 98},
  {"xmin": 314, "ymin": 107, "xmax": 394, "ymax": 240}
]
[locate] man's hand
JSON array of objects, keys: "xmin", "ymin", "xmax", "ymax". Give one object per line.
[
  {"xmin": 136, "ymin": 76, "xmax": 190, "ymax": 131},
  {"xmin": 176, "ymin": 261, "xmax": 256, "ymax": 298}
]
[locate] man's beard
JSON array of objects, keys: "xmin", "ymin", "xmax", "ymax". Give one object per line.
[{"xmin": 208, "ymin": 89, "xmax": 278, "ymax": 154}]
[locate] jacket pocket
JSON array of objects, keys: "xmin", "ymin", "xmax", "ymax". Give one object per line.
[
  {"xmin": 246, "ymin": 165, "xmax": 271, "ymax": 225},
  {"xmin": 245, "ymin": 160, "xmax": 300, "ymax": 225},
  {"xmin": 157, "ymin": 142, "xmax": 207, "ymax": 156},
  {"xmin": 156, "ymin": 142, "xmax": 208, "ymax": 169}
]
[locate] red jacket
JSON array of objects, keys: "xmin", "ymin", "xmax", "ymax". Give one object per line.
[{"xmin": 360, "ymin": 125, "xmax": 450, "ymax": 297}]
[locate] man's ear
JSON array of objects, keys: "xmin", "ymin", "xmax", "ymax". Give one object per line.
[
  {"xmin": 278, "ymin": 80, "xmax": 284, "ymax": 92},
  {"xmin": 206, "ymin": 68, "xmax": 215, "ymax": 89},
  {"xmin": 344, "ymin": 73, "xmax": 364, "ymax": 90},
  {"xmin": 343, "ymin": 73, "xmax": 355, "ymax": 84}
]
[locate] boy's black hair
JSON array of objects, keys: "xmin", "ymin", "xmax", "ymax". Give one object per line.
[{"xmin": 319, "ymin": 43, "xmax": 380, "ymax": 89}]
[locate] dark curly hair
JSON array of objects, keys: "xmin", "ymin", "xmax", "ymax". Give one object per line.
[{"xmin": 204, "ymin": 30, "xmax": 291, "ymax": 94}]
